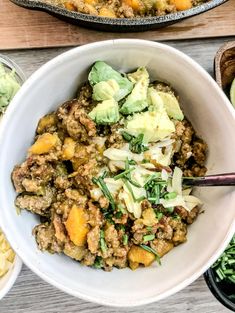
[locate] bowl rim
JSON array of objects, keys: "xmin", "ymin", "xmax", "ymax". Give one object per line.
[
  {"xmin": 0, "ymin": 254, "xmax": 22, "ymax": 300},
  {"xmin": 0, "ymin": 39, "xmax": 235, "ymax": 307}
]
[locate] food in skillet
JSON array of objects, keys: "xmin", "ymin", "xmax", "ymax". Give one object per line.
[
  {"xmin": 43, "ymin": 0, "xmax": 210, "ymax": 18},
  {"xmin": 12, "ymin": 62, "xmax": 207, "ymax": 271}
]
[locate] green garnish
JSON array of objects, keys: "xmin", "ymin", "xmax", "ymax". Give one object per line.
[
  {"xmin": 115, "ymin": 211, "xmax": 123, "ymax": 219},
  {"xmin": 93, "ymin": 256, "xmax": 103, "ymax": 269},
  {"xmin": 121, "ymin": 132, "xmax": 149, "ymax": 154},
  {"xmin": 122, "ymin": 131, "xmax": 133, "ymax": 142},
  {"xmin": 124, "ymin": 180, "xmax": 136, "ymax": 201},
  {"xmin": 123, "ymin": 234, "xmax": 128, "ymax": 245},
  {"xmin": 128, "ymin": 159, "xmax": 136, "ymax": 165},
  {"xmin": 143, "ymin": 234, "xmax": 155, "ymax": 242},
  {"xmin": 100, "ymin": 230, "xmax": 107, "ymax": 253},
  {"xmin": 117, "ymin": 204, "xmax": 127, "ymax": 214},
  {"xmin": 140, "ymin": 244, "xmax": 161, "ymax": 265},
  {"xmin": 124, "ymin": 180, "xmax": 145, "ymax": 202},
  {"xmin": 146, "ymin": 226, "xmax": 153, "ymax": 232},
  {"xmin": 113, "ymin": 168, "xmax": 134, "ymax": 180},
  {"xmin": 172, "ymin": 213, "xmax": 181, "ymax": 220},
  {"xmin": 167, "ymin": 207, "xmax": 174, "ymax": 213},
  {"xmin": 164, "ymin": 192, "xmax": 177, "ymax": 200},
  {"xmin": 155, "ymin": 211, "xmax": 163, "ymax": 220},
  {"xmin": 92, "ymin": 176, "xmax": 115, "ymax": 210},
  {"xmin": 212, "ymin": 235, "xmax": 235, "ymax": 284}
]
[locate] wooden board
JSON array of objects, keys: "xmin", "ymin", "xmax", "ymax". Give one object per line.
[{"xmin": 0, "ymin": 0, "xmax": 235, "ymax": 50}]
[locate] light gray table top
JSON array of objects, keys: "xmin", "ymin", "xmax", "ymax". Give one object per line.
[{"xmin": 0, "ymin": 37, "xmax": 234, "ymax": 313}]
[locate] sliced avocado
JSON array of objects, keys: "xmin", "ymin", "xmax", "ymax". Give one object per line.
[
  {"xmin": 88, "ymin": 98, "xmax": 120, "ymax": 125},
  {"xmin": 88, "ymin": 61, "xmax": 133, "ymax": 101},
  {"xmin": 126, "ymin": 110, "xmax": 175, "ymax": 144},
  {"xmin": 120, "ymin": 67, "xmax": 149, "ymax": 115},
  {"xmin": 157, "ymin": 91, "xmax": 184, "ymax": 121},
  {"xmin": 147, "ymin": 87, "xmax": 165, "ymax": 112},
  {"xmin": 92, "ymin": 79, "xmax": 120, "ymax": 101}
]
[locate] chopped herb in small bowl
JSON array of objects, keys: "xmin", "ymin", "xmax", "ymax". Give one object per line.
[
  {"xmin": 0, "ymin": 55, "xmax": 25, "ymax": 116},
  {"xmin": 204, "ymin": 234, "xmax": 235, "ymax": 311}
]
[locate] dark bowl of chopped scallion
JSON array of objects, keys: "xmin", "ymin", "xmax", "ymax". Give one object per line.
[{"xmin": 204, "ymin": 235, "xmax": 235, "ymax": 311}]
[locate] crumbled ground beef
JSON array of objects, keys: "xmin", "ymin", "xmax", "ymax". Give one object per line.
[
  {"xmin": 42, "ymin": 0, "xmax": 209, "ymax": 19},
  {"xmin": 12, "ymin": 81, "xmax": 207, "ymax": 271}
]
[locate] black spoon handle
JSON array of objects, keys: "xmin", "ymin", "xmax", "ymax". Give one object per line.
[{"xmin": 183, "ymin": 173, "xmax": 235, "ymax": 187}]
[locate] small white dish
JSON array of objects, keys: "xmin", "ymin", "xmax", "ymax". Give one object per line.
[
  {"xmin": 0, "ymin": 40, "xmax": 234, "ymax": 307},
  {"xmin": 0, "ymin": 254, "xmax": 22, "ymax": 300}
]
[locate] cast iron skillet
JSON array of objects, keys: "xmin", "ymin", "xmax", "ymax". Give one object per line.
[{"xmin": 11, "ymin": 0, "xmax": 228, "ymax": 32}]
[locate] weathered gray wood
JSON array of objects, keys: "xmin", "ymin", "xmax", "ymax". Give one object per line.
[{"xmin": 0, "ymin": 37, "xmax": 234, "ymax": 312}]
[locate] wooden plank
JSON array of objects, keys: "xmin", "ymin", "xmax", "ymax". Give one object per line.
[{"xmin": 0, "ymin": 0, "xmax": 234, "ymax": 50}]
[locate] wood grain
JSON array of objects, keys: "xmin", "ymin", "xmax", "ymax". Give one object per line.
[
  {"xmin": 0, "ymin": 37, "xmax": 234, "ymax": 312},
  {"xmin": 0, "ymin": 0, "xmax": 235, "ymax": 50}
]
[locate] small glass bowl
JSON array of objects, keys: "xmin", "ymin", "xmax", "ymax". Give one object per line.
[
  {"xmin": 0, "ymin": 54, "xmax": 26, "ymax": 86},
  {"xmin": 0, "ymin": 54, "xmax": 24, "ymax": 299}
]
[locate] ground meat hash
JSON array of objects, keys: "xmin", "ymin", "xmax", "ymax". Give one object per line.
[
  {"xmin": 12, "ymin": 83, "xmax": 207, "ymax": 271},
  {"xmin": 42, "ymin": 0, "xmax": 210, "ymax": 19}
]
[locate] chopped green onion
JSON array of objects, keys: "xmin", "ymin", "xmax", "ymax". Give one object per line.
[
  {"xmin": 113, "ymin": 168, "xmax": 134, "ymax": 180},
  {"xmin": 128, "ymin": 177, "xmax": 142, "ymax": 188},
  {"xmin": 140, "ymin": 244, "xmax": 161, "ymax": 265},
  {"xmin": 164, "ymin": 192, "xmax": 177, "ymax": 200},
  {"xmin": 146, "ymin": 226, "xmax": 153, "ymax": 232},
  {"xmin": 115, "ymin": 211, "xmax": 123, "ymax": 219},
  {"xmin": 212, "ymin": 235, "xmax": 235, "ymax": 283},
  {"xmin": 123, "ymin": 234, "xmax": 128, "ymax": 245},
  {"xmin": 117, "ymin": 204, "xmax": 127, "ymax": 214},
  {"xmin": 143, "ymin": 234, "xmax": 155, "ymax": 242},
  {"xmin": 100, "ymin": 230, "xmax": 107, "ymax": 253},
  {"xmin": 129, "ymin": 159, "xmax": 136, "ymax": 165},
  {"xmin": 135, "ymin": 196, "xmax": 146, "ymax": 202},
  {"xmin": 92, "ymin": 176, "xmax": 116, "ymax": 211},
  {"xmin": 167, "ymin": 207, "xmax": 174, "ymax": 213},
  {"xmin": 121, "ymin": 131, "xmax": 132, "ymax": 142},
  {"xmin": 93, "ymin": 256, "xmax": 103, "ymax": 269},
  {"xmin": 124, "ymin": 180, "xmax": 136, "ymax": 201},
  {"xmin": 155, "ymin": 211, "xmax": 163, "ymax": 220},
  {"xmin": 172, "ymin": 213, "xmax": 181, "ymax": 220},
  {"xmin": 122, "ymin": 132, "xmax": 149, "ymax": 154}
]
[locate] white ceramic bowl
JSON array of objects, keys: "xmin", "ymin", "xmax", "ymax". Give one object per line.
[
  {"xmin": 0, "ymin": 254, "xmax": 22, "ymax": 300},
  {"xmin": 0, "ymin": 40, "xmax": 235, "ymax": 307}
]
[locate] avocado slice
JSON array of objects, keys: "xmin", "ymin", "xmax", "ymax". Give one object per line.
[
  {"xmin": 126, "ymin": 110, "xmax": 175, "ymax": 144},
  {"xmin": 157, "ymin": 91, "xmax": 184, "ymax": 121}
]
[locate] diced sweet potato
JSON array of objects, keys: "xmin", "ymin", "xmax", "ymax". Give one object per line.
[
  {"xmin": 29, "ymin": 133, "xmax": 58, "ymax": 155},
  {"xmin": 123, "ymin": 0, "xmax": 143, "ymax": 11},
  {"xmin": 37, "ymin": 114, "xmax": 56, "ymax": 134},
  {"xmin": 129, "ymin": 260, "xmax": 139, "ymax": 270},
  {"xmin": 170, "ymin": 0, "xmax": 192, "ymax": 10},
  {"xmin": 84, "ymin": 0, "xmax": 97, "ymax": 5},
  {"xmin": 65, "ymin": 205, "xmax": 89, "ymax": 246},
  {"xmin": 99, "ymin": 7, "xmax": 116, "ymax": 17},
  {"xmin": 62, "ymin": 137, "xmax": 76, "ymax": 160},
  {"xmin": 64, "ymin": 2, "xmax": 77, "ymax": 11},
  {"xmin": 128, "ymin": 245, "xmax": 155, "ymax": 268}
]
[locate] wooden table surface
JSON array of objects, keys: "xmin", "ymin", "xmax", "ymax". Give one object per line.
[{"xmin": 0, "ymin": 37, "xmax": 234, "ymax": 313}]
